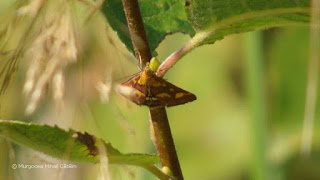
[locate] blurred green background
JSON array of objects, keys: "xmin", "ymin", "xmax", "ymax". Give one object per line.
[{"xmin": 1, "ymin": 1, "xmax": 320, "ymax": 180}]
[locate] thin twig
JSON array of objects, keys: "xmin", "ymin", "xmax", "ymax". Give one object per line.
[
  {"xmin": 121, "ymin": 0, "xmax": 183, "ymax": 179},
  {"xmin": 156, "ymin": 32, "xmax": 209, "ymax": 77},
  {"xmin": 157, "ymin": 8, "xmax": 310, "ymax": 78}
]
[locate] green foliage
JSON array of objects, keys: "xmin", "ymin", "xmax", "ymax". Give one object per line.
[
  {"xmin": 186, "ymin": 0, "xmax": 310, "ymax": 29},
  {"xmin": 186, "ymin": 0, "xmax": 310, "ymax": 45},
  {"xmin": 0, "ymin": 120, "xmax": 160, "ymax": 166},
  {"xmin": 101, "ymin": 0, "xmax": 310, "ymax": 54},
  {"xmin": 267, "ymin": 28, "xmax": 310, "ymax": 124},
  {"xmin": 101, "ymin": 0, "xmax": 194, "ymax": 56}
]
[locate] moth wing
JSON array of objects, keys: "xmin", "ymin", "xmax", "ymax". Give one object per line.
[
  {"xmin": 119, "ymin": 68, "xmax": 196, "ymax": 107},
  {"xmin": 149, "ymin": 74, "xmax": 197, "ymax": 107},
  {"xmin": 118, "ymin": 74, "xmax": 147, "ymax": 105}
]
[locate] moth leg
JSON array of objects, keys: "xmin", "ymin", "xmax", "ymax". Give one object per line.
[
  {"xmin": 146, "ymin": 85, "xmax": 156, "ymax": 106},
  {"xmin": 146, "ymin": 85, "xmax": 151, "ymax": 97}
]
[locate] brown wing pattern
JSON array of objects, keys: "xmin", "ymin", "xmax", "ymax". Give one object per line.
[
  {"xmin": 147, "ymin": 72, "xmax": 196, "ymax": 107},
  {"xmin": 119, "ymin": 66, "xmax": 196, "ymax": 107},
  {"xmin": 119, "ymin": 74, "xmax": 147, "ymax": 105}
]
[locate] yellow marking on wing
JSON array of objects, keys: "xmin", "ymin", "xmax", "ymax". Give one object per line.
[
  {"xmin": 137, "ymin": 71, "xmax": 148, "ymax": 85},
  {"xmin": 169, "ymin": 88, "xmax": 174, "ymax": 92},
  {"xmin": 137, "ymin": 68, "xmax": 169, "ymax": 88},
  {"xmin": 150, "ymin": 79, "xmax": 162, "ymax": 87},
  {"xmin": 175, "ymin": 93, "xmax": 185, "ymax": 98},
  {"xmin": 149, "ymin": 77, "xmax": 168, "ymax": 87},
  {"xmin": 156, "ymin": 93, "xmax": 171, "ymax": 98},
  {"xmin": 134, "ymin": 90, "xmax": 145, "ymax": 97},
  {"xmin": 146, "ymin": 97, "xmax": 158, "ymax": 101}
]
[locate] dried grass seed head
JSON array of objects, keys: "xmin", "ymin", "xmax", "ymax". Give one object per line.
[{"xmin": 23, "ymin": 2, "xmax": 78, "ymax": 114}]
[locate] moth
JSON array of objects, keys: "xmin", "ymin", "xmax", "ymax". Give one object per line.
[{"xmin": 118, "ymin": 64, "xmax": 197, "ymax": 107}]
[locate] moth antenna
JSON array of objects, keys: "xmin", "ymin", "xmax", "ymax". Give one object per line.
[
  {"xmin": 137, "ymin": 54, "xmax": 143, "ymax": 70},
  {"xmin": 114, "ymin": 71, "xmax": 141, "ymax": 83}
]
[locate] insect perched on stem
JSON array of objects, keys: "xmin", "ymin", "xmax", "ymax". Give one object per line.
[{"xmin": 117, "ymin": 57, "xmax": 196, "ymax": 107}]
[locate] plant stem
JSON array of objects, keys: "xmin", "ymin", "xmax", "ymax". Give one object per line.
[
  {"xmin": 121, "ymin": 0, "xmax": 183, "ymax": 179},
  {"xmin": 156, "ymin": 32, "xmax": 209, "ymax": 77},
  {"xmin": 149, "ymin": 107, "xmax": 183, "ymax": 178},
  {"xmin": 244, "ymin": 31, "xmax": 268, "ymax": 180},
  {"xmin": 121, "ymin": 0, "xmax": 151, "ymax": 69}
]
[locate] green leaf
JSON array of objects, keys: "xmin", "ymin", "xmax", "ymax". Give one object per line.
[
  {"xmin": 101, "ymin": 0, "xmax": 195, "ymax": 56},
  {"xmin": 0, "ymin": 120, "xmax": 160, "ymax": 166},
  {"xmin": 184, "ymin": 0, "xmax": 310, "ymax": 45},
  {"xmin": 101, "ymin": 0, "xmax": 310, "ymax": 56}
]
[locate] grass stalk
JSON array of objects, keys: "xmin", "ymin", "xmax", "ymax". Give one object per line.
[{"xmin": 244, "ymin": 31, "xmax": 268, "ymax": 180}]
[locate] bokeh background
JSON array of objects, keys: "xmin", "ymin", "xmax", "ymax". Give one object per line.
[{"xmin": 1, "ymin": 1, "xmax": 320, "ymax": 180}]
